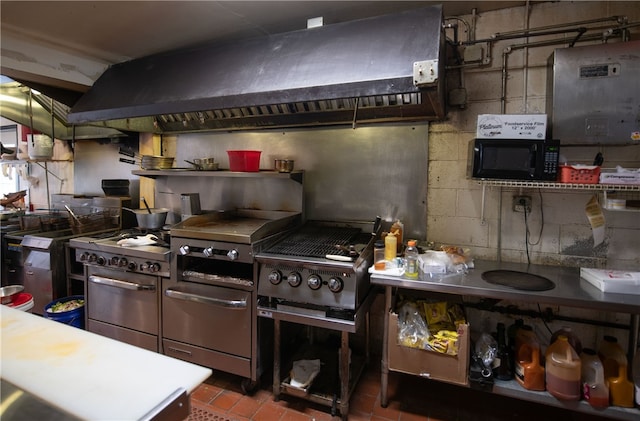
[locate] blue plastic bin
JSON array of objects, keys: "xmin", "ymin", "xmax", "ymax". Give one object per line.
[{"xmin": 43, "ymin": 295, "xmax": 85, "ymax": 329}]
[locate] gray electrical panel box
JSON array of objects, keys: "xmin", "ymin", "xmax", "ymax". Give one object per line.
[{"xmin": 546, "ymin": 40, "xmax": 640, "ymax": 145}]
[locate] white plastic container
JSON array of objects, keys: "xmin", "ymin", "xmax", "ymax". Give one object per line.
[
  {"xmin": 8, "ymin": 292, "xmax": 34, "ymax": 313},
  {"xmin": 27, "ymin": 134, "xmax": 53, "ymax": 159}
]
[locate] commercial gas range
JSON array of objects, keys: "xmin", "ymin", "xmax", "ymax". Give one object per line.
[
  {"xmin": 69, "ymin": 230, "xmax": 170, "ymax": 352},
  {"xmin": 166, "ymin": 209, "xmax": 301, "ymax": 392}
]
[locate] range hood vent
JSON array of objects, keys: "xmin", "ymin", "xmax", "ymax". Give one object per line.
[
  {"xmin": 69, "ymin": 5, "xmax": 445, "ymax": 133},
  {"xmin": 0, "ymin": 81, "xmax": 128, "ymax": 140}
]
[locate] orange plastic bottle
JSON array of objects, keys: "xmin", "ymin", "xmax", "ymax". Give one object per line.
[
  {"xmin": 598, "ymin": 335, "xmax": 625, "ymax": 379},
  {"xmin": 580, "ymin": 348, "xmax": 609, "ymax": 408},
  {"xmin": 607, "ymin": 356, "xmax": 635, "ymax": 408},
  {"xmin": 598, "ymin": 335, "xmax": 634, "ymax": 407},
  {"xmin": 545, "ymin": 335, "xmax": 581, "ymax": 400},
  {"xmin": 514, "ymin": 325, "xmax": 545, "ymax": 391}
]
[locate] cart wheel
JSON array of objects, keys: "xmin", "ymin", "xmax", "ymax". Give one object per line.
[{"xmin": 240, "ymin": 378, "xmax": 257, "ymax": 395}]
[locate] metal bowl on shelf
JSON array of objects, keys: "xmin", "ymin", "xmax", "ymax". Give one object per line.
[
  {"xmin": 274, "ymin": 159, "xmax": 295, "ymax": 173},
  {"xmin": 0, "ymin": 285, "xmax": 24, "ymax": 304}
]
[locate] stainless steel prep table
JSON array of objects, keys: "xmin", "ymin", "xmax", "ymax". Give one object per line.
[{"xmin": 371, "ymin": 260, "xmax": 640, "ymax": 420}]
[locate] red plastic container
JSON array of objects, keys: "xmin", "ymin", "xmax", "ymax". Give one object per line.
[
  {"xmin": 227, "ymin": 150, "xmax": 261, "ymax": 172},
  {"xmin": 559, "ymin": 165, "xmax": 600, "ymax": 184}
]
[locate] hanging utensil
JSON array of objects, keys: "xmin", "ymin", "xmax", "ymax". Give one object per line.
[
  {"xmin": 64, "ymin": 205, "xmax": 81, "ymax": 224},
  {"xmin": 141, "ymin": 197, "xmax": 152, "ymax": 214},
  {"xmin": 593, "ymin": 152, "xmax": 604, "ymax": 166},
  {"xmin": 119, "ymin": 147, "xmax": 140, "ymax": 159},
  {"xmin": 185, "ymin": 159, "xmax": 202, "ymax": 170}
]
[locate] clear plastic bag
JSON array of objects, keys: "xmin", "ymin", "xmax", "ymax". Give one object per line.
[
  {"xmin": 475, "ymin": 332, "xmax": 498, "ymax": 368},
  {"xmin": 397, "ymin": 301, "xmax": 430, "ymax": 349}
]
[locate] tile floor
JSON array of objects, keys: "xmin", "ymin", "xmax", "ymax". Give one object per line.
[{"xmin": 187, "ymin": 354, "xmax": 610, "ymax": 421}]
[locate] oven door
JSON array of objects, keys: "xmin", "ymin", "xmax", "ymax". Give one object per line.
[
  {"xmin": 87, "ymin": 266, "xmax": 159, "ymax": 339},
  {"xmin": 162, "ymin": 280, "xmax": 252, "ymax": 358}
]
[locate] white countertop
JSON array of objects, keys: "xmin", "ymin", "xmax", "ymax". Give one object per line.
[{"xmin": 0, "ymin": 306, "xmax": 212, "ymax": 420}]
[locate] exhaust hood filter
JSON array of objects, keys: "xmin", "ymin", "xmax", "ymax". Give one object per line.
[{"xmin": 69, "ymin": 5, "xmax": 445, "ymax": 132}]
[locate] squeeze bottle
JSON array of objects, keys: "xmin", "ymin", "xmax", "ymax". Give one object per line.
[
  {"xmin": 384, "ymin": 233, "xmax": 397, "ymax": 262},
  {"xmin": 403, "ymin": 240, "xmax": 419, "ymax": 279}
]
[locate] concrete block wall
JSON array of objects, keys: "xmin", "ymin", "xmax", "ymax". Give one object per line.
[{"xmin": 428, "ymin": 1, "xmax": 640, "ymax": 270}]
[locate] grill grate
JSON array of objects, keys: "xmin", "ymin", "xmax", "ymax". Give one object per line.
[{"xmin": 266, "ymin": 226, "xmax": 362, "ymax": 258}]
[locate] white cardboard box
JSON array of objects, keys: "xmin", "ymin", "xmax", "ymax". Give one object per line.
[
  {"xmin": 476, "ymin": 114, "xmax": 547, "ymax": 139},
  {"xmin": 599, "ymin": 170, "xmax": 640, "ymax": 185},
  {"xmin": 580, "ymin": 268, "xmax": 640, "ymax": 294}
]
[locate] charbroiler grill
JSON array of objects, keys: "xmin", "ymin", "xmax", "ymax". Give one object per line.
[
  {"xmin": 255, "ymin": 217, "xmax": 380, "ymax": 419},
  {"xmin": 256, "ymin": 218, "xmax": 381, "ymax": 323}
]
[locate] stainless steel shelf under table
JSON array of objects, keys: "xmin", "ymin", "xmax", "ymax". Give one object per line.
[
  {"xmin": 371, "ymin": 260, "xmax": 640, "ymax": 421},
  {"xmin": 258, "ymin": 290, "xmax": 375, "ymax": 420}
]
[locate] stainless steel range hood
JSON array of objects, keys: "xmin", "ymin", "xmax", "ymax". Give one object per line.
[
  {"xmin": 68, "ymin": 5, "xmax": 445, "ymax": 133},
  {"xmin": 0, "ymin": 81, "xmax": 129, "ymax": 140}
]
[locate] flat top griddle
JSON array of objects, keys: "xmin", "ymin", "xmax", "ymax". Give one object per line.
[{"xmin": 170, "ymin": 209, "xmax": 301, "ymax": 244}]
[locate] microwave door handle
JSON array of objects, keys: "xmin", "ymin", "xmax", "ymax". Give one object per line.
[
  {"xmin": 89, "ymin": 275, "xmax": 156, "ymax": 291},
  {"xmin": 165, "ymin": 288, "xmax": 247, "ymax": 309},
  {"xmin": 530, "ymin": 144, "xmax": 538, "ymax": 169}
]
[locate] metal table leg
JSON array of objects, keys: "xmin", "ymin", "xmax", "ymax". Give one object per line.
[
  {"xmin": 273, "ymin": 318, "xmax": 281, "ymax": 401},
  {"xmin": 380, "ymin": 285, "xmax": 391, "ymax": 407},
  {"xmin": 339, "ymin": 330, "xmax": 350, "ymax": 420}
]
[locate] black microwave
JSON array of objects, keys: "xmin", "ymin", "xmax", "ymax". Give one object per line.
[{"xmin": 469, "ymin": 138, "xmax": 560, "ymax": 180}]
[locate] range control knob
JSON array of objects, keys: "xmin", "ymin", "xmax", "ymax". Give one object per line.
[
  {"xmin": 307, "ymin": 274, "xmax": 322, "ymax": 290},
  {"xmin": 109, "ymin": 256, "xmax": 119, "ymax": 266},
  {"xmin": 287, "ymin": 272, "xmax": 302, "ymax": 287},
  {"xmin": 203, "ymin": 247, "xmax": 214, "ymax": 257},
  {"xmin": 328, "ymin": 276, "xmax": 344, "ymax": 293},
  {"xmin": 179, "ymin": 245, "xmax": 190, "ymax": 255},
  {"xmin": 88, "ymin": 253, "xmax": 98, "ymax": 263},
  {"xmin": 118, "ymin": 257, "xmax": 128, "ymax": 268},
  {"xmin": 80, "ymin": 252, "xmax": 90, "ymax": 262},
  {"xmin": 141, "ymin": 262, "xmax": 160, "ymax": 273},
  {"xmin": 96, "ymin": 256, "xmax": 106, "ymax": 266},
  {"xmin": 227, "ymin": 249, "xmax": 239, "ymax": 261},
  {"xmin": 127, "ymin": 262, "xmax": 137, "ymax": 271},
  {"xmin": 268, "ymin": 270, "xmax": 282, "ymax": 285}
]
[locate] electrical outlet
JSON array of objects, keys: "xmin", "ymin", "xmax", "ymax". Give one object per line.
[{"xmin": 512, "ymin": 195, "xmax": 532, "ymax": 213}]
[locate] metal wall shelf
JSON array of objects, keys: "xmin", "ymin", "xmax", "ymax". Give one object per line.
[
  {"xmin": 132, "ymin": 169, "xmax": 304, "ymax": 184},
  {"xmin": 475, "ymin": 179, "xmax": 640, "ymax": 220},
  {"xmin": 475, "ymin": 179, "xmax": 640, "ymax": 192}
]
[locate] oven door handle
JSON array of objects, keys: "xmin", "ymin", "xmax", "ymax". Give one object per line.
[
  {"xmin": 164, "ymin": 288, "xmax": 247, "ymax": 309},
  {"xmin": 89, "ymin": 275, "xmax": 156, "ymax": 291}
]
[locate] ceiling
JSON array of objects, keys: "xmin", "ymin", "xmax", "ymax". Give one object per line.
[{"xmin": 1, "ymin": 1, "xmax": 533, "ymax": 95}]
